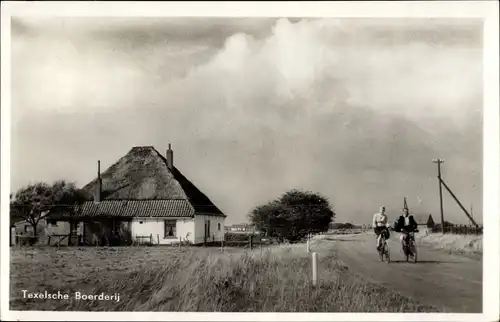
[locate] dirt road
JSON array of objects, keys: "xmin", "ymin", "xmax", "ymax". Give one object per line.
[{"xmin": 329, "ymin": 233, "xmax": 482, "ymax": 313}]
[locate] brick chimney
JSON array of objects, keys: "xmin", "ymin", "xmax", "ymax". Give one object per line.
[
  {"xmin": 95, "ymin": 160, "xmax": 102, "ymax": 202},
  {"xmin": 166, "ymin": 143, "xmax": 173, "ymax": 170}
]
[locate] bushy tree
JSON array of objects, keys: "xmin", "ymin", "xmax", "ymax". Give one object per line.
[
  {"xmin": 330, "ymin": 222, "xmax": 355, "ymax": 230},
  {"xmin": 10, "ymin": 180, "xmax": 92, "ymax": 236},
  {"xmin": 249, "ymin": 189, "xmax": 335, "ymax": 242}
]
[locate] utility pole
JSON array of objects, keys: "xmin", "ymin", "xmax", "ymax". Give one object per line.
[{"xmin": 432, "ymin": 159, "xmax": 445, "ymax": 234}]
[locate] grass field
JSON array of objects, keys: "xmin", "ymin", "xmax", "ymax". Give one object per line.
[
  {"xmin": 10, "ymin": 240, "xmax": 439, "ymax": 312},
  {"xmin": 416, "ymin": 232, "xmax": 482, "ymax": 257}
]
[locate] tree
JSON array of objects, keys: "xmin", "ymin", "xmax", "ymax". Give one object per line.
[
  {"xmin": 10, "ymin": 180, "xmax": 92, "ymax": 236},
  {"xmin": 249, "ymin": 189, "xmax": 335, "ymax": 242},
  {"xmin": 330, "ymin": 222, "xmax": 355, "ymax": 230},
  {"xmin": 426, "ymin": 214, "xmax": 435, "ymax": 228}
]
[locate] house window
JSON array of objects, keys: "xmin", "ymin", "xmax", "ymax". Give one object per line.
[
  {"xmin": 48, "ymin": 220, "xmax": 57, "ymax": 226},
  {"xmin": 139, "ymin": 221, "xmax": 143, "ymax": 224},
  {"xmin": 218, "ymin": 223, "xmax": 221, "ymax": 231},
  {"xmin": 164, "ymin": 220, "xmax": 176, "ymax": 238}
]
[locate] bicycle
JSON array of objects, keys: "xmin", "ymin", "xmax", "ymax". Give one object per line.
[
  {"xmin": 377, "ymin": 229, "xmax": 391, "ymax": 263},
  {"xmin": 401, "ymin": 229, "xmax": 418, "ymax": 263}
]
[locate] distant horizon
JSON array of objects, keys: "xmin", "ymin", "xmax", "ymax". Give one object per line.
[{"xmin": 226, "ymin": 212, "xmax": 483, "ymax": 227}]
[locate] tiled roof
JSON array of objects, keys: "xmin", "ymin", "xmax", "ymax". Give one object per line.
[{"xmin": 48, "ymin": 199, "xmax": 195, "ymax": 219}]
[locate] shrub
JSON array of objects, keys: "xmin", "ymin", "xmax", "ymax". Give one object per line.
[{"xmin": 249, "ymin": 189, "xmax": 335, "ymax": 242}]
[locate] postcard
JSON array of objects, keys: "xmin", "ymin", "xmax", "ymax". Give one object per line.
[{"xmin": 1, "ymin": 1, "xmax": 498, "ymax": 321}]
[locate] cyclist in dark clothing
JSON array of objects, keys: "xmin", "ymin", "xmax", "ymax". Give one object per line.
[{"xmin": 394, "ymin": 208, "xmax": 418, "ymax": 247}]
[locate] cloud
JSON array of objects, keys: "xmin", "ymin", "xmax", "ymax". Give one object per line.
[
  {"xmin": 10, "ymin": 17, "xmax": 483, "ymax": 224},
  {"xmin": 145, "ymin": 18, "xmax": 481, "ymax": 140}
]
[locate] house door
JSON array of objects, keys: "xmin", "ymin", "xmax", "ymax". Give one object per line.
[{"xmin": 204, "ymin": 220, "xmax": 211, "ymax": 241}]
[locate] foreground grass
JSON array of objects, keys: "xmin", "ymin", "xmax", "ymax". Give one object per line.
[
  {"xmin": 10, "ymin": 241, "xmax": 438, "ymax": 312},
  {"xmin": 416, "ymin": 232, "xmax": 482, "ymax": 257}
]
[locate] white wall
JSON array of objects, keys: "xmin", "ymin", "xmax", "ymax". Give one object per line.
[
  {"xmin": 130, "ymin": 217, "xmax": 195, "ymax": 245},
  {"xmin": 194, "ymin": 214, "xmax": 225, "ymax": 244},
  {"xmin": 45, "ymin": 220, "xmax": 71, "ymax": 236}
]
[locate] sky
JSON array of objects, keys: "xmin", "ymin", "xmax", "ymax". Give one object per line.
[{"xmin": 10, "ymin": 17, "xmax": 483, "ymax": 225}]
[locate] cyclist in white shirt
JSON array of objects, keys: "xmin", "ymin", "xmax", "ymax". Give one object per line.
[{"xmin": 372, "ymin": 206, "xmax": 390, "ymax": 251}]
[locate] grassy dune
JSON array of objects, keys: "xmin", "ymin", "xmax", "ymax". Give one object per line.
[
  {"xmin": 416, "ymin": 232, "xmax": 482, "ymax": 257},
  {"xmin": 10, "ymin": 240, "xmax": 438, "ymax": 312}
]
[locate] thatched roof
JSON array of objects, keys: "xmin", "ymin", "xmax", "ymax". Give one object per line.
[
  {"xmin": 48, "ymin": 199, "xmax": 195, "ymax": 220},
  {"xmin": 82, "ymin": 146, "xmax": 225, "ymax": 217}
]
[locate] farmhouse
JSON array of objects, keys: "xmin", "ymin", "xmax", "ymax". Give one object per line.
[
  {"xmin": 11, "ymin": 220, "xmax": 38, "ymax": 246},
  {"xmin": 12, "ymin": 220, "xmax": 35, "ymax": 235},
  {"xmin": 46, "ymin": 145, "xmax": 226, "ymax": 246}
]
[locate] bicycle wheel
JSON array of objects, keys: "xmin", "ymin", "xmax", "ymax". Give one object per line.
[
  {"xmin": 378, "ymin": 246, "xmax": 384, "ymax": 262},
  {"xmin": 403, "ymin": 245, "xmax": 409, "ymax": 262},
  {"xmin": 411, "ymin": 242, "xmax": 418, "ymax": 263},
  {"xmin": 377, "ymin": 236, "xmax": 384, "ymax": 261}
]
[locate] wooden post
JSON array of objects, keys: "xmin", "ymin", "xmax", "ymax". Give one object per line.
[
  {"xmin": 212, "ymin": 234, "xmax": 215, "ymax": 243},
  {"xmin": 249, "ymin": 235, "xmax": 253, "ymax": 250},
  {"xmin": 157, "ymin": 234, "xmax": 159, "ymax": 245},
  {"xmin": 311, "ymin": 252, "xmax": 318, "ymax": 287},
  {"xmin": 68, "ymin": 223, "xmax": 73, "ymax": 247},
  {"xmin": 150, "ymin": 233, "xmax": 152, "ymax": 244},
  {"xmin": 439, "ymin": 177, "xmax": 479, "ymax": 228},
  {"xmin": 433, "ymin": 159, "xmax": 445, "ymax": 234}
]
